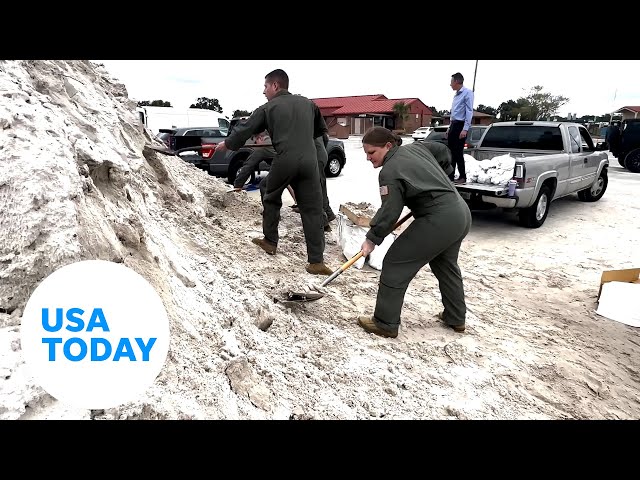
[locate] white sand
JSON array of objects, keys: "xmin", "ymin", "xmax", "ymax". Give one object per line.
[{"xmin": 1, "ymin": 60, "xmax": 640, "ymax": 420}]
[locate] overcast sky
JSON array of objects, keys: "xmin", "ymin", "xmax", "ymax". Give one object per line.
[{"xmin": 93, "ymin": 60, "xmax": 640, "ymax": 118}]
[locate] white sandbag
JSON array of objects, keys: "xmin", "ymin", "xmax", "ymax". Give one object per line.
[
  {"xmin": 496, "ymin": 155, "xmax": 516, "ymax": 171},
  {"xmin": 368, "ymin": 232, "xmax": 396, "ymax": 271},
  {"xmin": 491, "ymin": 170, "xmax": 514, "ymax": 185},
  {"xmin": 464, "ymin": 157, "xmax": 481, "ymax": 177},
  {"xmin": 336, "ymin": 213, "xmax": 366, "ymax": 269},
  {"xmin": 479, "ymin": 159, "xmax": 493, "ymax": 170},
  {"xmin": 476, "ymin": 171, "xmax": 490, "ymax": 184}
]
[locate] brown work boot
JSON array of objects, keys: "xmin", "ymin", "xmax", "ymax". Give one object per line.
[
  {"xmin": 251, "ymin": 237, "xmax": 277, "ymax": 255},
  {"xmin": 306, "ymin": 262, "xmax": 333, "ymax": 275},
  {"xmin": 357, "ymin": 316, "xmax": 399, "ymax": 339},
  {"xmin": 437, "ymin": 310, "xmax": 465, "ymax": 333},
  {"xmin": 454, "ymin": 177, "xmax": 467, "ymax": 185}
]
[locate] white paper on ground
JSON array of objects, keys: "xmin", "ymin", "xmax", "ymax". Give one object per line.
[{"xmin": 595, "ymin": 281, "xmax": 640, "ymax": 327}]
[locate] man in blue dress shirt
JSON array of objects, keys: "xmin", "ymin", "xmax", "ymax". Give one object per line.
[{"xmin": 445, "ymin": 72, "xmax": 474, "ymax": 184}]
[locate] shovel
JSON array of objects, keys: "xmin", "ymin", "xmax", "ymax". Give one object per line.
[{"xmin": 276, "ymin": 211, "xmax": 414, "ymax": 305}]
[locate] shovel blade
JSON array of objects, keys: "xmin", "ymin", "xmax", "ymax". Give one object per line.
[{"xmin": 287, "ymin": 290, "xmax": 325, "ymax": 302}]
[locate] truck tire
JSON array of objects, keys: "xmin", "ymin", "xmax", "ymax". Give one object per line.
[
  {"xmin": 227, "ymin": 156, "xmax": 253, "ymax": 185},
  {"xmin": 518, "ymin": 184, "xmax": 551, "ymax": 228},
  {"xmin": 325, "ymin": 153, "xmax": 343, "ymax": 177},
  {"xmin": 624, "ymin": 148, "xmax": 640, "ymax": 173},
  {"xmin": 578, "ymin": 168, "xmax": 608, "ymax": 202},
  {"xmin": 618, "ymin": 157, "xmax": 626, "ymax": 167}
]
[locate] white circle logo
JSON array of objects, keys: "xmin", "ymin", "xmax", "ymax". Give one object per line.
[{"xmin": 20, "ymin": 260, "xmax": 170, "ymax": 410}]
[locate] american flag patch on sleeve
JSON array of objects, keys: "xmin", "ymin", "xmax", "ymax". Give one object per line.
[{"xmin": 379, "ymin": 185, "xmax": 389, "ymax": 196}]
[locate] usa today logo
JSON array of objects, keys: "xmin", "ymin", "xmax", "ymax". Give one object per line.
[{"xmin": 20, "ymin": 260, "xmax": 170, "ymax": 410}]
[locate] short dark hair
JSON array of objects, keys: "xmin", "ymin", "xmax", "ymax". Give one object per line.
[
  {"xmin": 265, "ymin": 69, "xmax": 289, "ymax": 89},
  {"xmin": 452, "ymin": 72, "xmax": 464, "ymax": 84},
  {"xmin": 362, "ymin": 126, "xmax": 402, "ymax": 147}
]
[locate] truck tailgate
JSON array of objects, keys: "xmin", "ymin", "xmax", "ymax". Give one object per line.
[{"xmin": 456, "ymin": 183, "xmax": 509, "ymax": 197}]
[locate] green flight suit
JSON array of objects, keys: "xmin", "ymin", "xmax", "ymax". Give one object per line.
[
  {"xmin": 225, "ymin": 90, "xmax": 328, "ymax": 263},
  {"xmin": 315, "ymin": 135, "xmax": 336, "ymax": 226},
  {"xmin": 366, "ymin": 144, "xmax": 472, "ymax": 328},
  {"xmin": 413, "ymin": 140, "xmax": 454, "ymax": 178}
]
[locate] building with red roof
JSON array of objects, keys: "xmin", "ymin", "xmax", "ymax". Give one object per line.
[{"xmin": 311, "ymin": 94, "xmax": 433, "ymax": 139}]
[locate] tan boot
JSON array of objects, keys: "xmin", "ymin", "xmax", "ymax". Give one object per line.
[
  {"xmin": 437, "ymin": 310, "xmax": 465, "ymax": 332},
  {"xmin": 357, "ymin": 316, "xmax": 398, "ymax": 338},
  {"xmin": 251, "ymin": 237, "xmax": 277, "ymax": 255},
  {"xmin": 306, "ymin": 262, "xmax": 333, "ymax": 275}
]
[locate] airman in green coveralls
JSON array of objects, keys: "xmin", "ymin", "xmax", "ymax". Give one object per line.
[
  {"xmin": 357, "ymin": 127, "xmax": 472, "ymax": 338},
  {"xmin": 215, "ymin": 69, "xmax": 332, "ymax": 275},
  {"xmin": 415, "ymin": 140, "xmax": 454, "ymax": 179}
]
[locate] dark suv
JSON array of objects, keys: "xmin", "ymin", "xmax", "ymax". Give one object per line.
[
  {"xmin": 607, "ymin": 119, "xmax": 640, "ymax": 173},
  {"xmin": 423, "ymin": 124, "xmax": 489, "ymax": 151}
]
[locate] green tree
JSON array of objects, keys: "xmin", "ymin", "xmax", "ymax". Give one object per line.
[
  {"xmin": 497, "ymin": 99, "xmax": 529, "ymax": 121},
  {"xmin": 137, "ymin": 99, "xmax": 172, "ymax": 107},
  {"xmin": 232, "ymin": 109, "xmax": 252, "ymax": 118},
  {"xmin": 392, "ymin": 101, "xmax": 411, "ymax": 130},
  {"xmin": 190, "ymin": 97, "xmax": 223, "ymax": 113},
  {"xmin": 428, "ymin": 105, "xmax": 442, "ymax": 116},
  {"xmin": 476, "ymin": 104, "xmax": 498, "ymax": 117},
  {"xmin": 523, "ymin": 85, "xmax": 569, "ymax": 120}
]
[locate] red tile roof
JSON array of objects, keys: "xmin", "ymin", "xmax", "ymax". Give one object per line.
[
  {"xmin": 615, "ymin": 106, "xmax": 640, "ymax": 113},
  {"xmin": 312, "ymin": 94, "xmax": 432, "ymax": 116}
]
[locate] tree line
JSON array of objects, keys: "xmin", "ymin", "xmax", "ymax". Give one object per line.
[
  {"xmin": 429, "ymin": 85, "xmax": 615, "ymax": 123},
  {"xmin": 138, "ymin": 86, "xmax": 617, "ymax": 125},
  {"xmin": 137, "ymin": 97, "xmax": 251, "ymax": 119}
]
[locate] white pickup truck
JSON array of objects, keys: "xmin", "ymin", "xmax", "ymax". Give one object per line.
[{"xmin": 456, "ymin": 121, "xmax": 610, "ymax": 228}]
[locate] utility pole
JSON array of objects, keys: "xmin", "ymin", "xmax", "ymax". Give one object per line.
[{"xmin": 472, "ymin": 60, "xmax": 478, "ymax": 92}]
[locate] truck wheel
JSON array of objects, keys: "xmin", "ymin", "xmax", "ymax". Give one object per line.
[
  {"xmin": 618, "ymin": 157, "xmax": 626, "ymax": 167},
  {"xmin": 578, "ymin": 168, "xmax": 608, "ymax": 202},
  {"xmin": 518, "ymin": 184, "xmax": 551, "ymax": 228},
  {"xmin": 227, "ymin": 156, "xmax": 251, "ymax": 185},
  {"xmin": 624, "ymin": 148, "xmax": 640, "ymax": 173},
  {"xmin": 325, "ymin": 153, "xmax": 343, "ymax": 177}
]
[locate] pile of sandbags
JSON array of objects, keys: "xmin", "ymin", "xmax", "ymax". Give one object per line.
[{"xmin": 463, "ymin": 153, "xmax": 515, "ymax": 185}]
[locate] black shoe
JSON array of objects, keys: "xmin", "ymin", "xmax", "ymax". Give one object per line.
[
  {"xmin": 326, "ymin": 211, "xmax": 337, "ymax": 222},
  {"xmin": 324, "ymin": 224, "xmax": 332, "ymax": 232}
]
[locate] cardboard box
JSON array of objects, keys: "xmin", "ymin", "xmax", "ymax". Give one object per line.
[{"xmin": 598, "ymin": 268, "xmax": 640, "ymax": 301}]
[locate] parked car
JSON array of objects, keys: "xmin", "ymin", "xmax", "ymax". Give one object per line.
[
  {"xmin": 223, "ymin": 116, "xmax": 347, "ymax": 183},
  {"xmin": 423, "ymin": 124, "xmax": 489, "ymax": 151},
  {"xmin": 154, "ymin": 126, "xmax": 228, "ymax": 149},
  {"xmin": 159, "ymin": 117, "xmax": 347, "ymax": 184},
  {"xmin": 411, "ymin": 126, "xmax": 433, "ymax": 140}
]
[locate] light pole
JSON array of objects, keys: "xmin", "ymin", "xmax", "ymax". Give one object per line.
[{"xmin": 472, "ymin": 60, "xmax": 478, "ymax": 92}]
